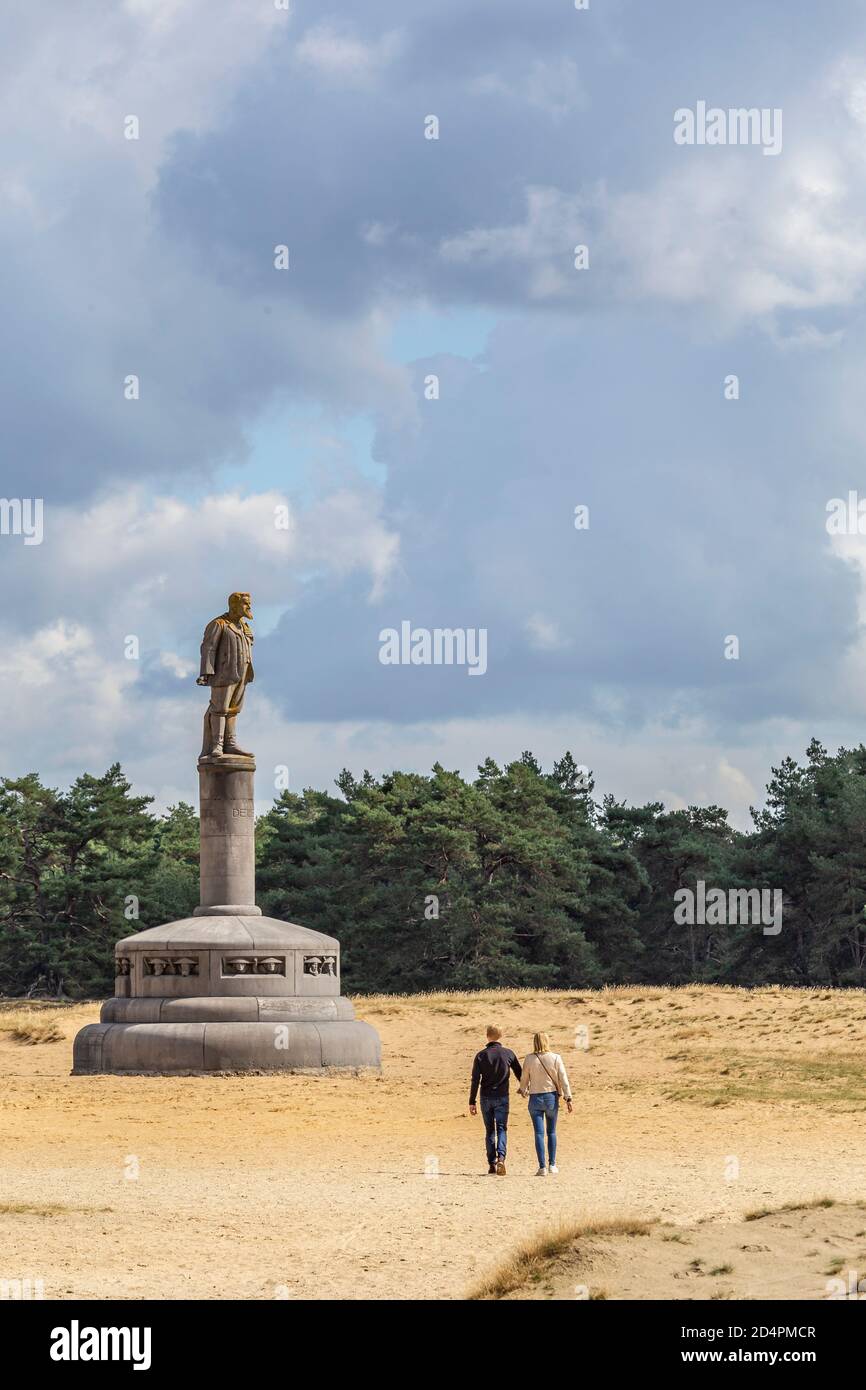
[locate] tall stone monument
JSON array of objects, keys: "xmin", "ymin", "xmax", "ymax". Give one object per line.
[{"xmin": 72, "ymin": 593, "xmax": 381, "ymax": 1074}]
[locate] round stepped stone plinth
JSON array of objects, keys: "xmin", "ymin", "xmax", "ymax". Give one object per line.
[{"xmin": 72, "ymin": 914, "xmax": 380, "ymax": 1074}]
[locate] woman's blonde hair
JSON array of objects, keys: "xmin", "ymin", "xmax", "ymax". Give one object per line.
[{"xmin": 533, "ymin": 1032, "xmax": 550, "ymax": 1054}]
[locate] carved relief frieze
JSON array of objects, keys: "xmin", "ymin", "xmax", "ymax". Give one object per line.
[
  {"xmin": 303, "ymin": 954, "xmax": 337, "ymax": 977},
  {"xmin": 143, "ymin": 956, "xmax": 200, "ymax": 977},
  {"xmin": 222, "ymin": 955, "xmax": 286, "ymax": 976}
]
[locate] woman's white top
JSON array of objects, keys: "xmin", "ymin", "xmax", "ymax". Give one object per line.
[{"xmin": 518, "ymin": 1051, "xmax": 572, "ymax": 1101}]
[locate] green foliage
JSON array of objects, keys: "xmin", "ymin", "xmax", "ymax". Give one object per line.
[
  {"xmin": 599, "ymin": 799, "xmax": 744, "ymax": 984},
  {"xmin": 0, "ymin": 765, "xmax": 158, "ymax": 997},
  {"xmin": 146, "ymin": 802, "xmax": 200, "ymax": 929},
  {"xmin": 740, "ymin": 740, "xmax": 866, "ymax": 985},
  {"xmin": 4, "ymin": 742, "xmax": 866, "ymax": 996},
  {"xmin": 257, "ymin": 758, "xmax": 606, "ymax": 992}
]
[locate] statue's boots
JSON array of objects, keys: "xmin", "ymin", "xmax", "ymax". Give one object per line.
[
  {"xmin": 223, "ymin": 716, "xmax": 253, "ymax": 757},
  {"xmin": 203, "ymin": 713, "xmax": 226, "ymax": 759}
]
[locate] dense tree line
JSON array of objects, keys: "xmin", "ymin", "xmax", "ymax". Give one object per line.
[{"xmin": 1, "ymin": 740, "xmax": 865, "ymax": 997}]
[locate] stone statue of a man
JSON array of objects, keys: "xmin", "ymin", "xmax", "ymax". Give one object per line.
[{"xmin": 197, "ymin": 592, "xmax": 254, "ymax": 759}]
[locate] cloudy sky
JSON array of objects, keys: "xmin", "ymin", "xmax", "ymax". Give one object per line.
[{"xmin": 5, "ymin": 0, "xmax": 866, "ymax": 826}]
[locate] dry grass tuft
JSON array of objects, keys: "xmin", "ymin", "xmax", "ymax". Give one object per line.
[
  {"xmin": 744, "ymin": 1196, "xmax": 836, "ymax": 1222},
  {"xmin": 0, "ymin": 999, "xmax": 96, "ymax": 1044},
  {"xmin": 6, "ymin": 1022, "xmax": 64, "ymax": 1045},
  {"xmin": 0, "ymin": 1202, "xmax": 113, "ymax": 1217},
  {"xmin": 467, "ymin": 1217, "xmax": 652, "ymax": 1300}
]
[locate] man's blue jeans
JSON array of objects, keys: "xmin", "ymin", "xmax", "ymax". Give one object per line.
[
  {"xmin": 480, "ymin": 1093, "xmax": 509, "ymax": 1163},
  {"xmin": 528, "ymin": 1093, "xmax": 559, "ymax": 1168}
]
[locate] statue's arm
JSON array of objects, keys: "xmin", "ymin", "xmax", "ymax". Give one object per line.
[{"xmin": 198, "ymin": 618, "xmax": 223, "ymax": 682}]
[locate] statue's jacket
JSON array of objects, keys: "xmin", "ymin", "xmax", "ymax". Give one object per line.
[{"xmin": 199, "ymin": 616, "xmax": 254, "ymax": 687}]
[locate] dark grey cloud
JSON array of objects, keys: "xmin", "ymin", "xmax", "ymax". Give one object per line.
[
  {"xmin": 5, "ymin": 0, "xmax": 866, "ymax": 795},
  {"xmin": 2, "ymin": 0, "xmax": 864, "ymax": 505},
  {"xmin": 258, "ymin": 309, "xmax": 860, "ymax": 728}
]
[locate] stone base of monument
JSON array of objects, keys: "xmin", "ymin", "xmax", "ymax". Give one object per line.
[
  {"xmin": 72, "ymin": 913, "xmax": 381, "ymax": 1075},
  {"xmin": 73, "ymin": 755, "xmax": 381, "ymax": 1075}
]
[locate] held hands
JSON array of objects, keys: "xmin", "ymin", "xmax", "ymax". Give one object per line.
[
  {"xmin": 469, "ymin": 1096, "xmax": 570, "ymax": 1113},
  {"xmin": 196, "ymin": 676, "xmax": 210, "ymax": 686}
]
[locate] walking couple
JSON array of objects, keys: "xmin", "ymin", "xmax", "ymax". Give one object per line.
[{"xmin": 469, "ymin": 1025, "xmax": 572, "ymax": 1176}]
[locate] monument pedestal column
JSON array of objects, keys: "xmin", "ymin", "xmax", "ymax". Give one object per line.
[{"xmin": 195, "ymin": 756, "xmax": 260, "ymax": 916}]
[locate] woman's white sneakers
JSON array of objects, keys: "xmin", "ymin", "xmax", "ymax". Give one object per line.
[
  {"xmin": 535, "ymin": 1166, "xmax": 548, "ymax": 1176},
  {"xmin": 549, "ymin": 1164, "xmax": 559, "ymax": 1174}
]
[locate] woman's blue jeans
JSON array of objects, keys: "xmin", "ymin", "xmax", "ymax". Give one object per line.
[{"xmin": 528, "ymin": 1093, "xmax": 559, "ymax": 1167}]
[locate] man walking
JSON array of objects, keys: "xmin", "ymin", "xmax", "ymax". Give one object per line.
[{"xmin": 469, "ymin": 1025, "xmax": 522, "ymax": 1175}]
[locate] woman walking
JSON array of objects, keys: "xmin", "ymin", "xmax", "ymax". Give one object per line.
[{"xmin": 518, "ymin": 1032, "xmax": 573, "ymax": 1175}]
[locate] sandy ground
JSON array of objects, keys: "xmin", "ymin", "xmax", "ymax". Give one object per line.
[
  {"xmin": 495, "ymin": 1202, "xmax": 866, "ymax": 1301},
  {"xmin": 0, "ymin": 985, "xmax": 864, "ymax": 1301}
]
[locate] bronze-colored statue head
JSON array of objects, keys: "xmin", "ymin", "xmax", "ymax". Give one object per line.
[{"xmin": 228, "ymin": 592, "xmax": 252, "ymax": 621}]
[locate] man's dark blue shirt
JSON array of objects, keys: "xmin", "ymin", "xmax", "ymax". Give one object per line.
[{"xmin": 469, "ymin": 1040, "xmax": 522, "ymax": 1105}]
